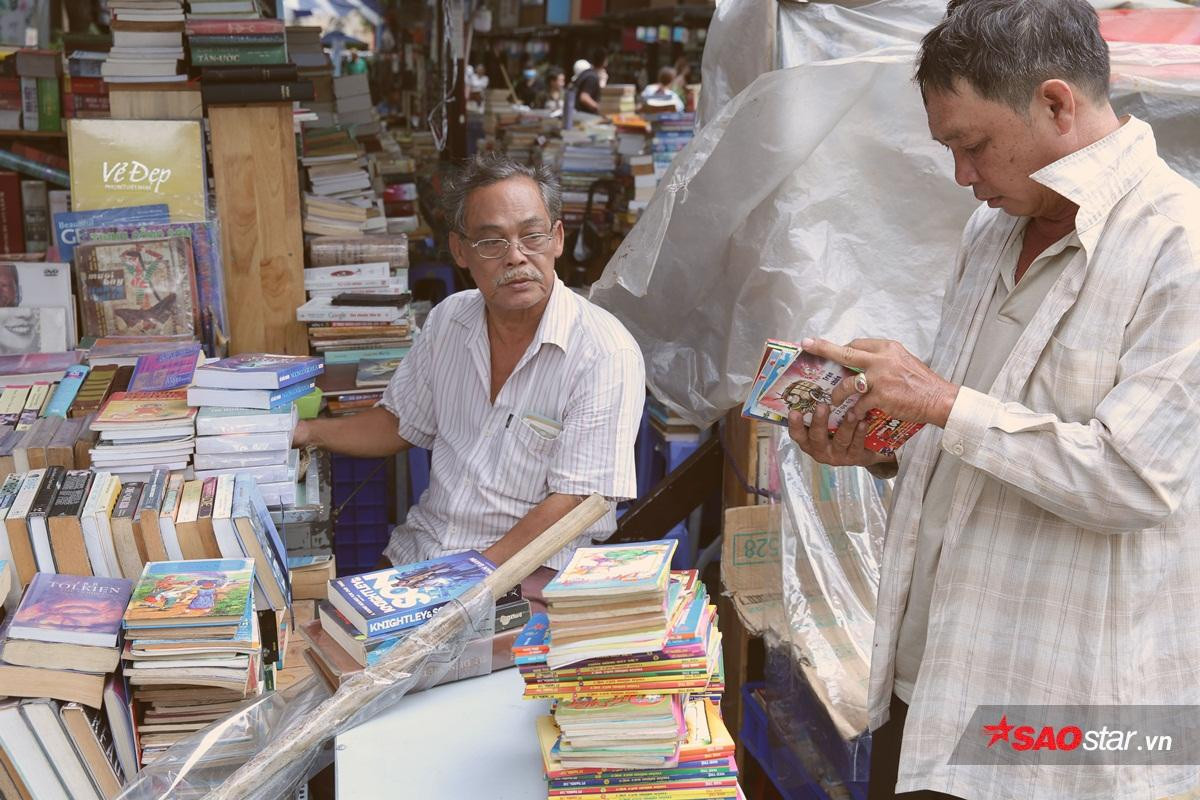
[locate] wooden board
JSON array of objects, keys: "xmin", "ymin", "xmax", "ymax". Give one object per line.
[{"xmin": 208, "ymin": 103, "xmax": 308, "ymax": 356}]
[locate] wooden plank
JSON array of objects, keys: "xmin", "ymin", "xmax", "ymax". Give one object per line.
[
  {"xmin": 208, "ymin": 103, "xmax": 308, "ymax": 355},
  {"xmin": 722, "ymin": 409, "xmax": 759, "ymax": 509}
]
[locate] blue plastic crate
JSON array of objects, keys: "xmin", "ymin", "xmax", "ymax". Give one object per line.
[{"xmin": 331, "ymin": 455, "xmax": 393, "ymax": 576}]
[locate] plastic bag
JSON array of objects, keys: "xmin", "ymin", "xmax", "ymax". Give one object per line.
[
  {"xmin": 117, "ymin": 588, "xmax": 495, "ymax": 800},
  {"xmin": 592, "ymin": 0, "xmax": 1200, "ymax": 430}
]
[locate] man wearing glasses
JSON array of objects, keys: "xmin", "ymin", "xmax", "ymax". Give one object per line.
[{"xmin": 295, "ymin": 152, "xmax": 645, "ymax": 576}]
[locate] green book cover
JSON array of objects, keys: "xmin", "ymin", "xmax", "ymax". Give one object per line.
[
  {"xmin": 190, "ymin": 46, "xmax": 288, "ymax": 66},
  {"xmin": 36, "ymin": 77, "xmax": 60, "ymax": 133}
]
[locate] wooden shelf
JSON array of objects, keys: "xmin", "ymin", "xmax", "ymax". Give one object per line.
[{"xmin": 0, "ymin": 129, "xmax": 67, "ymax": 139}]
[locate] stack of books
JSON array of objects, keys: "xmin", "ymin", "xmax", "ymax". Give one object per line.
[
  {"xmin": 286, "ymin": 26, "xmax": 334, "ymax": 127},
  {"xmin": 199, "ymin": 63, "xmax": 314, "ymax": 106},
  {"xmin": 559, "ymin": 124, "xmax": 616, "ymax": 231},
  {"xmin": 302, "ymin": 551, "xmax": 529, "ymax": 686},
  {"xmin": 513, "ymin": 542, "xmax": 740, "ymax": 799},
  {"xmin": 0, "ymin": 572, "xmax": 135, "ymax": 798},
  {"xmin": 103, "ymin": 1, "xmax": 187, "ymax": 84},
  {"xmin": 333, "ymin": 72, "xmax": 376, "ymax": 131},
  {"xmin": 15, "ymin": 49, "xmax": 63, "ymax": 133},
  {"xmin": 299, "ymin": 127, "xmax": 382, "ymax": 236},
  {"xmin": 300, "ymin": 261, "xmax": 412, "ymax": 365},
  {"xmin": 89, "ymin": 390, "xmax": 197, "ymax": 479},
  {"xmin": 185, "ymin": 18, "xmax": 286, "ymax": 69},
  {"xmin": 599, "ymin": 83, "xmax": 636, "ymax": 117},
  {"xmin": 648, "ymin": 111, "xmax": 696, "ymax": 180},
  {"xmin": 120, "ymin": 557, "xmax": 263, "ymax": 765},
  {"xmin": 186, "ymin": 354, "xmax": 319, "ymax": 507}
]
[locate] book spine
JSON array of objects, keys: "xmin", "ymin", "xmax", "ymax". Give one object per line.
[
  {"xmin": 19, "ymin": 77, "xmax": 37, "ymax": 131},
  {"xmin": 189, "ymin": 47, "xmax": 288, "ymax": 67},
  {"xmin": 36, "ymin": 77, "xmax": 60, "ymax": 133},
  {"xmin": 44, "ymin": 366, "xmax": 89, "ymax": 417},
  {"xmin": 19, "ymin": 179, "xmax": 47, "ymax": 252},
  {"xmin": 200, "ymin": 65, "xmax": 299, "ymax": 83},
  {"xmin": 188, "ymin": 35, "xmax": 287, "ymax": 47},
  {"xmin": 0, "ymin": 148, "xmax": 69, "ymax": 187},
  {"xmin": 0, "ymin": 171, "xmax": 23, "ymax": 253},
  {"xmin": 201, "ymin": 80, "xmax": 314, "ymax": 105},
  {"xmin": 185, "ymin": 20, "xmax": 286, "ymax": 35}
]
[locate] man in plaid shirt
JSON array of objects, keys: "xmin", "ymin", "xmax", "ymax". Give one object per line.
[{"xmin": 789, "ymin": 1, "xmax": 1200, "ymax": 798}]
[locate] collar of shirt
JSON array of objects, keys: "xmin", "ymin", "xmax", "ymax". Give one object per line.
[
  {"xmin": 1029, "ymin": 115, "xmax": 1158, "ymax": 235},
  {"xmin": 450, "ymin": 276, "xmax": 578, "ymax": 351}
]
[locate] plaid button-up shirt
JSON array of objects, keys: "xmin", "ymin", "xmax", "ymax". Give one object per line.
[{"xmin": 876, "ymin": 117, "xmax": 1200, "ymax": 799}]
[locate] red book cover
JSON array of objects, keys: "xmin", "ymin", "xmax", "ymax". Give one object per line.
[
  {"xmin": 184, "ymin": 19, "xmax": 285, "ymax": 36},
  {"xmin": 64, "ymin": 76, "xmax": 108, "ymax": 96},
  {"xmin": 0, "ymin": 171, "xmax": 25, "ymax": 254}
]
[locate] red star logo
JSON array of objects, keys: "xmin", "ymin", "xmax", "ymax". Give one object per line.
[{"xmin": 983, "ymin": 715, "xmax": 1015, "ymax": 747}]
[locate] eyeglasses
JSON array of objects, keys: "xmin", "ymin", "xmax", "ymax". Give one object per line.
[{"xmin": 466, "ymin": 233, "xmax": 555, "ymax": 260}]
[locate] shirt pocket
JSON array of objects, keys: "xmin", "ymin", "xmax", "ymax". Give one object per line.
[
  {"xmin": 484, "ymin": 416, "xmax": 560, "ymax": 502},
  {"xmin": 1025, "ymin": 336, "xmax": 1120, "ymax": 423}
]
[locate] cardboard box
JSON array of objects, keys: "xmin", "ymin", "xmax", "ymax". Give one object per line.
[{"xmin": 720, "ymin": 504, "xmax": 783, "ymax": 636}]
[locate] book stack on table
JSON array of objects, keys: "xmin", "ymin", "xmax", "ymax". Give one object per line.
[
  {"xmin": 0, "ymin": 569, "xmax": 137, "ymax": 798},
  {"xmin": 103, "ymin": 0, "xmax": 187, "ymax": 85},
  {"xmin": 512, "ymin": 541, "xmax": 742, "ymax": 800},
  {"xmin": 186, "ymin": 354, "xmax": 319, "ymax": 508},
  {"xmin": 120, "ymin": 558, "xmax": 263, "ymax": 766},
  {"xmin": 299, "ymin": 125, "xmax": 384, "ymax": 236}
]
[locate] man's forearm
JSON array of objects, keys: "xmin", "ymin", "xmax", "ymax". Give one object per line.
[
  {"xmin": 481, "ymin": 493, "xmax": 591, "ymax": 567},
  {"xmin": 294, "ymin": 406, "xmax": 412, "ymax": 458}
]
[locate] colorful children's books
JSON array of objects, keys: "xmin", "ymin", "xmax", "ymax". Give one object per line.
[
  {"xmin": 51, "ymin": 204, "xmax": 170, "ymax": 262},
  {"xmin": 544, "ymin": 542, "xmax": 677, "ymax": 599},
  {"xmin": 327, "ymin": 550, "xmax": 496, "ymax": 638},
  {"xmin": 127, "ymin": 344, "xmax": 204, "ymax": 392},
  {"xmin": 742, "ymin": 338, "xmax": 924, "ymax": 456},
  {"xmin": 123, "ymin": 558, "xmax": 253, "ymax": 629},
  {"xmin": 192, "ymin": 353, "xmax": 323, "ymax": 390},
  {"xmin": 8, "ymin": 572, "xmax": 133, "ymax": 647}
]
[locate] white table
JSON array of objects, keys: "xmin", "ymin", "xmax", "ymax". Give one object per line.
[{"xmin": 335, "ymin": 667, "xmax": 550, "ymax": 798}]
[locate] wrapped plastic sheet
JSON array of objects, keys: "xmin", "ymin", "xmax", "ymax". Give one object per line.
[
  {"xmin": 593, "ymin": 0, "xmax": 1200, "ymax": 430},
  {"xmin": 117, "ymin": 588, "xmax": 495, "ymax": 800}
]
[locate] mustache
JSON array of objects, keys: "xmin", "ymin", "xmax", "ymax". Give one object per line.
[{"xmin": 495, "ymin": 267, "xmax": 544, "ymax": 288}]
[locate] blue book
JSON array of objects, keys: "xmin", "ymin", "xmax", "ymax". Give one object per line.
[
  {"xmin": 328, "ymin": 551, "xmax": 496, "ymax": 638},
  {"xmin": 52, "ymin": 204, "xmax": 170, "ymax": 262},
  {"xmin": 43, "ymin": 364, "xmax": 90, "ymax": 418},
  {"xmin": 186, "ymin": 379, "xmax": 316, "ymax": 411},
  {"xmin": 232, "ymin": 474, "xmax": 291, "ymax": 611},
  {"xmin": 323, "ymin": 346, "xmax": 410, "ymax": 366},
  {"xmin": 193, "ymin": 354, "xmax": 324, "ymax": 390}
]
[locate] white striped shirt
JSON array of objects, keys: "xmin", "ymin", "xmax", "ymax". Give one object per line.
[
  {"xmin": 878, "ymin": 117, "xmax": 1200, "ymax": 799},
  {"xmin": 380, "ymin": 278, "xmax": 645, "ymax": 571}
]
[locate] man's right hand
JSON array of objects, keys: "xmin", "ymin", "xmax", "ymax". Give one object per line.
[
  {"xmin": 787, "ymin": 403, "xmax": 896, "ymax": 471},
  {"xmin": 293, "ymin": 419, "xmax": 311, "ymax": 448}
]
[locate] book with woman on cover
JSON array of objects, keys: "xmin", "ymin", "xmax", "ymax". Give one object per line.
[{"xmin": 74, "ymin": 236, "xmax": 199, "ymax": 338}]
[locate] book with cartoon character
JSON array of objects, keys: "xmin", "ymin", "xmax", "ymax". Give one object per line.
[
  {"xmin": 123, "ymin": 558, "xmax": 253, "ymax": 629},
  {"xmin": 74, "ymin": 236, "xmax": 199, "ymax": 339},
  {"xmin": 742, "ymin": 338, "xmax": 924, "ymax": 456},
  {"xmin": 327, "ymin": 550, "xmax": 496, "ymax": 638},
  {"xmin": 543, "ymin": 542, "xmax": 677, "ymax": 599}
]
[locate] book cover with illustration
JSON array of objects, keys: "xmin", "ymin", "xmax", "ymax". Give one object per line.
[
  {"xmin": 75, "ymin": 236, "xmax": 199, "ymax": 338},
  {"xmin": 743, "ymin": 338, "xmax": 924, "ymax": 456},
  {"xmin": 67, "ymin": 120, "xmax": 206, "ymax": 222},
  {"xmin": 193, "ymin": 353, "xmax": 323, "ymax": 390},
  {"xmin": 52, "ymin": 204, "xmax": 170, "ymax": 262},
  {"xmin": 9, "ymin": 572, "xmax": 134, "ymax": 647},
  {"xmin": 77, "ymin": 221, "xmax": 226, "ymax": 356},
  {"xmin": 328, "ymin": 550, "xmax": 496, "ymax": 637},
  {"xmin": 93, "ymin": 390, "xmax": 196, "ymax": 428},
  {"xmin": 354, "ymin": 356, "xmax": 402, "ymax": 389},
  {"xmin": 123, "ymin": 558, "xmax": 253, "ymax": 628},
  {"xmin": 543, "ymin": 542, "xmax": 677, "ymax": 599},
  {"xmin": 128, "ymin": 344, "xmax": 204, "ymax": 392}
]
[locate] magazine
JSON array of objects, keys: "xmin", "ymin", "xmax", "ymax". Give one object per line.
[{"xmin": 74, "ymin": 237, "xmax": 199, "ymax": 338}]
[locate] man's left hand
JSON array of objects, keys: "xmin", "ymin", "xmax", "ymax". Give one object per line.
[{"xmin": 803, "ymin": 337, "xmax": 960, "ymax": 428}]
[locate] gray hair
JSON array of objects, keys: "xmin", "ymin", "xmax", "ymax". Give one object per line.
[
  {"xmin": 442, "ymin": 152, "xmax": 562, "ymax": 234},
  {"xmin": 916, "ymin": 0, "xmax": 1110, "ymax": 114}
]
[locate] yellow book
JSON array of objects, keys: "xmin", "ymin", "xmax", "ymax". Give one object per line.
[{"xmin": 67, "ymin": 119, "xmax": 207, "ymax": 222}]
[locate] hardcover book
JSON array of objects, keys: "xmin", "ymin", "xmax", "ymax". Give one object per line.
[
  {"xmin": 67, "ymin": 119, "xmax": 206, "ymax": 222},
  {"xmin": 327, "ymin": 550, "xmax": 496, "ymax": 638},
  {"xmin": 69, "ymin": 364, "xmax": 118, "ymax": 419},
  {"xmin": 742, "ymin": 338, "xmax": 925, "ymax": 456},
  {"xmin": 52, "ymin": 204, "xmax": 170, "ymax": 262},
  {"xmin": 128, "ymin": 344, "xmax": 204, "ymax": 392},
  {"xmin": 543, "ymin": 542, "xmax": 677, "ymax": 599},
  {"xmin": 123, "ymin": 558, "xmax": 253, "ymax": 628},
  {"xmin": 193, "ymin": 353, "xmax": 323, "ymax": 391},
  {"xmin": 9, "ymin": 572, "xmax": 134, "ymax": 647},
  {"xmin": 74, "ymin": 236, "xmax": 199, "ymax": 338}
]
